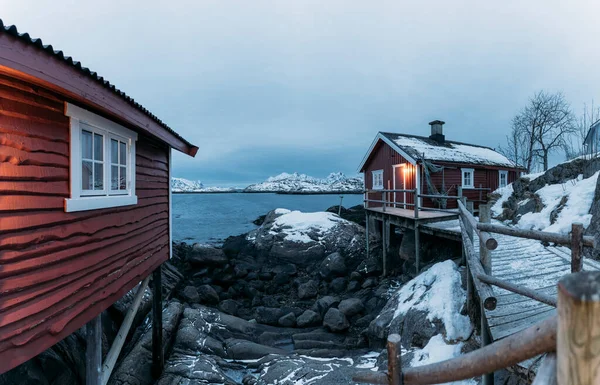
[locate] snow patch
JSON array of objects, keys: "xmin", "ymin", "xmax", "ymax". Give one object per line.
[
  {"xmin": 491, "ymin": 184, "xmax": 513, "ymax": 217},
  {"xmin": 410, "ymin": 335, "xmax": 476, "ymax": 385},
  {"xmin": 390, "ymin": 260, "xmax": 472, "ymax": 341}
]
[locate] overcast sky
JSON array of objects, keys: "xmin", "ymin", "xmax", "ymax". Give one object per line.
[{"xmin": 3, "ymin": 1, "xmax": 600, "ymax": 186}]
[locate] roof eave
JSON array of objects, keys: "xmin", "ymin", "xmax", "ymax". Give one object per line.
[{"xmin": 0, "ymin": 25, "xmax": 198, "ymax": 157}]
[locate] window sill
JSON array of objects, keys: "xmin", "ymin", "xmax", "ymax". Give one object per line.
[{"xmin": 65, "ymin": 195, "xmax": 138, "ymax": 212}]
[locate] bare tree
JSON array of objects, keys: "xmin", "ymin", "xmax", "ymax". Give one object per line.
[
  {"xmin": 504, "ymin": 91, "xmax": 576, "ymax": 172},
  {"xmin": 499, "ymin": 114, "xmax": 533, "ymax": 171}
]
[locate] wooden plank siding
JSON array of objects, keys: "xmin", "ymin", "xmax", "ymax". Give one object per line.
[
  {"xmin": 0, "ymin": 74, "xmax": 170, "ymax": 373},
  {"xmin": 363, "ymin": 139, "xmax": 520, "ymax": 210}
]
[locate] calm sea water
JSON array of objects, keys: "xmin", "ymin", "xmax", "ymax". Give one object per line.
[{"xmin": 172, "ymin": 193, "xmax": 363, "ymax": 245}]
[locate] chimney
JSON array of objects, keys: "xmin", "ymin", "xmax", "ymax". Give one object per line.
[{"xmin": 429, "ymin": 120, "xmax": 445, "ymax": 143}]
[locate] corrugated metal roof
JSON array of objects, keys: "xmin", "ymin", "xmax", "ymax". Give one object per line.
[{"xmin": 0, "ymin": 19, "xmax": 195, "ymax": 151}]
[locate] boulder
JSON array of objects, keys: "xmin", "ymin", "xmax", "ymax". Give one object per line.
[
  {"xmin": 296, "ymin": 310, "xmax": 322, "ymax": 328},
  {"xmin": 219, "ymin": 299, "xmax": 240, "ymax": 316},
  {"xmin": 278, "ymin": 312, "xmax": 296, "ymax": 328},
  {"xmin": 323, "ymin": 308, "xmax": 350, "ymax": 332},
  {"xmin": 338, "ymin": 298, "xmax": 364, "ymax": 317},
  {"xmin": 188, "ymin": 245, "xmax": 228, "ymax": 266},
  {"xmin": 197, "ymin": 285, "xmax": 220, "ymax": 305},
  {"xmin": 181, "ymin": 286, "xmax": 200, "ymax": 303},
  {"xmin": 298, "ymin": 280, "xmax": 318, "ymax": 299},
  {"xmin": 255, "ymin": 307, "xmax": 282, "ymax": 326},
  {"xmin": 225, "ymin": 339, "xmax": 286, "ymax": 360},
  {"xmin": 313, "ymin": 296, "xmax": 340, "ymax": 316},
  {"xmin": 319, "ymin": 252, "xmax": 347, "ymax": 279},
  {"xmin": 329, "ymin": 277, "xmax": 347, "ymax": 294}
]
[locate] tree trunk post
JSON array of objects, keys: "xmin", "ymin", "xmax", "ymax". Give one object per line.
[
  {"xmin": 86, "ymin": 316, "xmax": 102, "ymax": 385},
  {"xmin": 557, "ymin": 271, "xmax": 600, "ymax": 385},
  {"xmin": 481, "ymin": 309, "xmax": 494, "ymax": 385},
  {"xmin": 571, "ymin": 222, "xmax": 584, "ymax": 273},
  {"xmin": 152, "ymin": 266, "xmax": 164, "ymax": 379},
  {"xmin": 479, "ymin": 204, "xmax": 492, "ymax": 275},
  {"xmin": 387, "ymin": 334, "xmax": 402, "ymax": 385}
]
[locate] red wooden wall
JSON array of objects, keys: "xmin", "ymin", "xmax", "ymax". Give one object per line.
[
  {"xmin": 0, "ymin": 73, "xmax": 170, "ymax": 373},
  {"xmin": 363, "ymin": 139, "xmax": 520, "ymax": 210}
]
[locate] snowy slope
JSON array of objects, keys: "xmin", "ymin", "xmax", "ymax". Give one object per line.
[
  {"xmin": 171, "ymin": 178, "xmax": 236, "ymax": 193},
  {"xmin": 244, "ymin": 172, "xmax": 364, "ymax": 193}
]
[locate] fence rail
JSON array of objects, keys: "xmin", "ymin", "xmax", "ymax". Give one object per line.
[{"xmin": 354, "ymin": 199, "xmax": 598, "ymax": 385}]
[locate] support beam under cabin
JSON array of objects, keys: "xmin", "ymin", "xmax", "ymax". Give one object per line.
[
  {"xmin": 86, "ymin": 316, "xmax": 102, "ymax": 385},
  {"xmin": 152, "ymin": 266, "xmax": 164, "ymax": 379},
  {"xmin": 382, "ymin": 217, "xmax": 389, "ymax": 276}
]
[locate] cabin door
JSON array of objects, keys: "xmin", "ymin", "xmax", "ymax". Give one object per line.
[{"xmin": 393, "ymin": 164, "xmax": 406, "ymax": 208}]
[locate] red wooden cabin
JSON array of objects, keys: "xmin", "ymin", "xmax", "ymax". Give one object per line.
[
  {"xmin": 359, "ymin": 120, "xmax": 523, "ymax": 210},
  {"xmin": 0, "ymin": 21, "xmax": 197, "ymax": 373}
]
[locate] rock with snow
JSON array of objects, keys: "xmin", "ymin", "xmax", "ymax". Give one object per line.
[
  {"xmin": 367, "ymin": 260, "xmax": 472, "ymax": 348},
  {"xmin": 244, "ymin": 172, "xmax": 364, "ymax": 193},
  {"xmin": 245, "ymin": 209, "xmax": 366, "ymax": 268}
]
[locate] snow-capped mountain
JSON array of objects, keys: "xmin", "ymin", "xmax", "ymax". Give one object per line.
[
  {"xmin": 171, "ymin": 178, "xmax": 236, "ymax": 193},
  {"xmin": 244, "ymin": 172, "xmax": 364, "ymax": 193}
]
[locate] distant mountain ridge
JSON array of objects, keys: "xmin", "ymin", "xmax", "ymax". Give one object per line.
[
  {"xmin": 244, "ymin": 172, "xmax": 364, "ymax": 193},
  {"xmin": 171, "ymin": 172, "xmax": 364, "ymax": 194}
]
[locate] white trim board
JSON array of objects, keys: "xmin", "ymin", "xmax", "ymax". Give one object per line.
[{"xmin": 357, "ymin": 132, "xmax": 417, "ymax": 172}]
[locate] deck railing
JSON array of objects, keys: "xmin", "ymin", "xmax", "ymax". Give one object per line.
[{"xmin": 354, "ymin": 200, "xmax": 598, "ymax": 385}]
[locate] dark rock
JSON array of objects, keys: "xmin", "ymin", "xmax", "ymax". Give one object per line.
[
  {"xmin": 253, "ymin": 214, "xmax": 267, "ymax": 226},
  {"xmin": 298, "ymin": 280, "xmax": 319, "ymax": 299},
  {"xmin": 261, "ymin": 296, "xmax": 280, "ymax": 308},
  {"xmin": 550, "ymin": 196, "xmax": 569, "ymax": 225},
  {"xmin": 255, "ymin": 307, "xmax": 283, "ymax": 326},
  {"xmin": 326, "ymin": 204, "xmax": 366, "ymax": 226},
  {"xmin": 234, "ymin": 264, "xmax": 249, "ymax": 278},
  {"xmin": 225, "ymin": 339, "xmax": 286, "ymax": 360},
  {"xmin": 338, "ymin": 298, "xmax": 364, "ymax": 317},
  {"xmin": 247, "ymin": 272, "xmax": 258, "ymax": 280},
  {"xmin": 323, "ymin": 308, "xmax": 350, "ymax": 332},
  {"xmin": 197, "ymin": 285, "xmax": 220, "ymax": 305},
  {"xmin": 329, "ymin": 277, "xmax": 347, "ymax": 293},
  {"xmin": 355, "ymin": 314, "xmax": 375, "ymax": 329},
  {"xmin": 362, "ymin": 277, "xmax": 377, "ymax": 289},
  {"xmin": 219, "ymin": 299, "xmax": 241, "ymax": 316},
  {"xmin": 347, "ymin": 280, "xmax": 361, "ymax": 292},
  {"xmin": 585, "ymin": 174, "xmax": 600, "ymax": 261},
  {"xmin": 188, "ymin": 245, "xmax": 229, "ymax": 266},
  {"xmin": 278, "ymin": 312, "xmax": 296, "ymax": 328},
  {"xmin": 270, "ymin": 264, "xmax": 298, "ymax": 276},
  {"xmin": 251, "ymin": 296, "xmax": 262, "ymax": 307},
  {"xmin": 297, "ymin": 310, "xmax": 322, "ymax": 328},
  {"xmin": 313, "ymin": 296, "xmax": 340, "ymax": 316},
  {"xmin": 280, "ymin": 306, "xmax": 304, "ymax": 317},
  {"xmin": 181, "ymin": 286, "xmax": 200, "ymax": 303},
  {"xmin": 249, "ymin": 280, "xmax": 265, "ymax": 292},
  {"xmin": 350, "ymin": 271, "xmax": 363, "ymax": 281},
  {"xmin": 259, "ymin": 272, "xmax": 273, "ymax": 281},
  {"xmin": 356, "ymin": 256, "xmax": 383, "ymax": 276},
  {"xmin": 272, "ymin": 272, "xmax": 290, "ymax": 285},
  {"xmin": 319, "ymin": 252, "xmax": 347, "ymax": 279}
]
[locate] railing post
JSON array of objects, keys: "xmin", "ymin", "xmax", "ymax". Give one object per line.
[
  {"xmin": 387, "ymin": 334, "xmax": 402, "ymax": 385},
  {"xmin": 479, "ymin": 204, "xmax": 492, "ymax": 275},
  {"xmin": 557, "ymin": 271, "xmax": 600, "ymax": 385},
  {"xmin": 365, "ymin": 191, "xmax": 368, "ymax": 209},
  {"xmin": 570, "ymin": 222, "xmax": 584, "ymax": 273},
  {"xmin": 413, "ymin": 189, "xmax": 419, "ymax": 219}
]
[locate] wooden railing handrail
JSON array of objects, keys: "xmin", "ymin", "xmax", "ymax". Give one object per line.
[
  {"xmin": 458, "ymin": 200, "xmax": 498, "ymax": 251},
  {"xmin": 353, "ymin": 316, "xmax": 557, "ymax": 385},
  {"xmin": 476, "ymin": 222, "xmax": 596, "ymax": 248},
  {"xmin": 417, "ymin": 193, "xmax": 462, "ymax": 199},
  {"xmin": 364, "ymin": 188, "xmax": 417, "ymax": 194},
  {"xmin": 477, "ymin": 273, "xmax": 557, "ymax": 307}
]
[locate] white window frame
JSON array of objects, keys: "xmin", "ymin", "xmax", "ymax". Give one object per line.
[
  {"xmin": 65, "ymin": 103, "xmax": 138, "ymax": 212},
  {"xmin": 372, "ymin": 169, "xmax": 384, "ymax": 190},
  {"xmin": 499, "ymin": 170, "xmax": 508, "ymax": 188},
  {"xmin": 461, "ymin": 168, "xmax": 474, "ymax": 189}
]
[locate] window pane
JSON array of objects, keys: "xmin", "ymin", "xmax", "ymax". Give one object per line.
[
  {"xmin": 120, "ymin": 166, "xmax": 127, "ymax": 190},
  {"xmin": 82, "ymin": 130, "xmax": 93, "ymax": 159},
  {"xmin": 94, "ymin": 133, "xmax": 103, "ymax": 161},
  {"xmin": 111, "ymin": 139, "xmax": 119, "ymax": 164},
  {"xmin": 111, "ymin": 165, "xmax": 119, "ymax": 190},
  {"xmin": 82, "ymin": 161, "xmax": 93, "ymax": 190},
  {"xmin": 120, "ymin": 142, "xmax": 127, "ymax": 165},
  {"xmin": 94, "ymin": 162, "xmax": 103, "ymax": 190}
]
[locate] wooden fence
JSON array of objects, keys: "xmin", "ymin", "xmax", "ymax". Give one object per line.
[{"xmin": 353, "ymin": 198, "xmax": 598, "ymax": 385}]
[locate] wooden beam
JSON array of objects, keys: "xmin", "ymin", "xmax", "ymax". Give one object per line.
[
  {"xmin": 100, "ymin": 276, "xmax": 150, "ymax": 385},
  {"xmin": 479, "ymin": 204, "xmax": 492, "ymax": 275},
  {"xmin": 414, "ymin": 224, "xmax": 420, "ymax": 275},
  {"xmin": 557, "ymin": 271, "xmax": 600, "ymax": 385},
  {"xmin": 388, "ymin": 334, "xmax": 402, "ymax": 385},
  {"xmin": 86, "ymin": 315, "xmax": 102, "ymax": 385},
  {"xmin": 570, "ymin": 223, "xmax": 584, "ymax": 273},
  {"xmin": 382, "ymin": 218, "xmax": 388, "ymax": 276},
  {"xmin": 152, "ymin": 266, "xmax": 164, "ymax": 378}
]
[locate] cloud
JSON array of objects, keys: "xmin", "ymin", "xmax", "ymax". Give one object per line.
[{"xmin": 3, "ymin": 0, "xmax": 600, "ymax": 183}]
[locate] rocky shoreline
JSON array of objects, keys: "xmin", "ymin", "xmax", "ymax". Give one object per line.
[{"xmin": 1, "ymin": 206, "xmax": 522, "ymax": 385}]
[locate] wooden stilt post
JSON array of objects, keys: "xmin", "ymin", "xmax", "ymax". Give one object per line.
[
  {"xmin": 481, "ymin": 310, "xmax": 493, "ymax": 385},
  {"xmin": 365, "ymin": 212, "xmax": 370, "ymax": 258},
  {"xmin": 557, "ymin": 271, "xmax": 600, "ymax": 385},
  {"xmin": 387, "ymin": 334, "xmax": 402, "ymax": 385},
  {"xmin": 570, "ymin": 222, "xmax": 584, "ymax": 273},
  {"xmin": 479, "ymin": 204, "xmax": 492, "ymax": 275},
  {"xmin": 382, "ymin": 218, "xmax": 388, "ymax": 276},
  {"xmin": 86, "ymin": 316, "xmax": 102, "ymax": 385},
  {"xmin": 152, "ymin": 266, "xmax": 164, "ymax": 379},
  {"xmin": 414, "ymin": 224, "xmax": 420, "ymax": 275}
]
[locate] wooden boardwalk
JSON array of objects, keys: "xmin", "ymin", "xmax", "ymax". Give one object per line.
[{"xmin": 365, "ymin": 207, "xmax": 458, "ymax": 224}]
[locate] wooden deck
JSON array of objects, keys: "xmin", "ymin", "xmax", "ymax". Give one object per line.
[{"xmin": 365, "ymin": 206, "xmax": 458, "ymax": 224}]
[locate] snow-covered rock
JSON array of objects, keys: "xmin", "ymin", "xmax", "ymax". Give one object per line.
[
  {"xmin": 244, "ymin": 172, "xmax": 363, "ymax": 193},
  {"xmin": 171, "ymin": 177, "xmax": 236, "ymax": 193}
]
